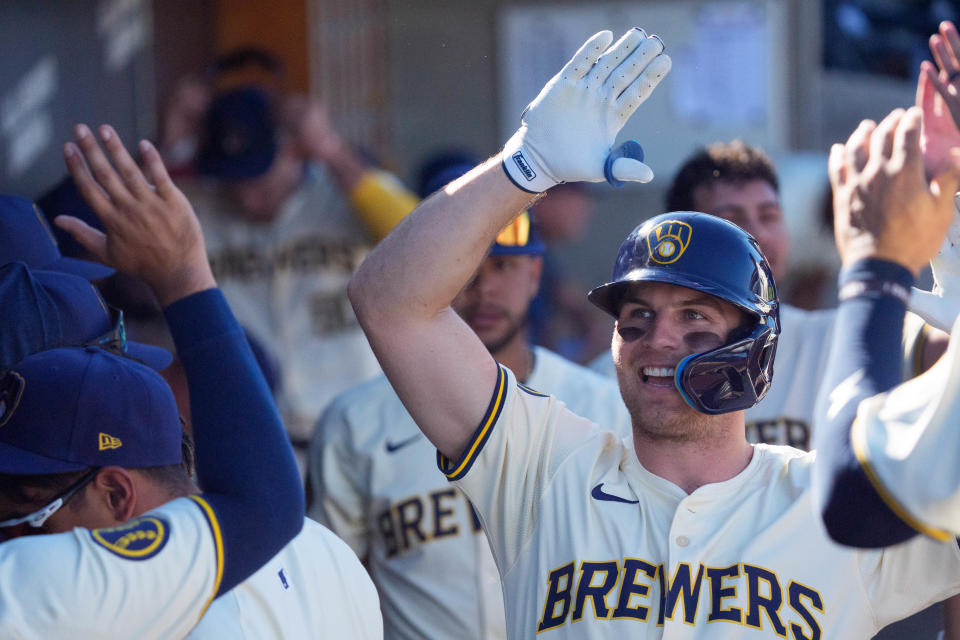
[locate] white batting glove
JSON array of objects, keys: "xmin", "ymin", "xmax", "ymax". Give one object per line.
[
  {"xmin": 910, "ymin": 193, "xmax": 960, "ymax": 332},
  {"xmin": 501, "ymin": 28, "xmax": 672, "ymax": 193}
]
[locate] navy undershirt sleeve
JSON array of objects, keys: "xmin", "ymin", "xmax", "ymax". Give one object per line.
[
  {"xmin": 812, "ymin": 258, "xmax": 918, "ymax": 547},
  {"xmin": 164, "ymin": 289, "xmax": 304, "ymax": 594}
]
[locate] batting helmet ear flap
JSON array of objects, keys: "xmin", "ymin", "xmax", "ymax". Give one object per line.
[{"xmin": 589, "ymin": 211, "xmax": 780, "ymax": 415}]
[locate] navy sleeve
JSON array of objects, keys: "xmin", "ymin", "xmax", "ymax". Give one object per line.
[
  {"xmin": 164, "ymin": 289, "xmax": 304, "ymax": 594},
  {"xmin": 812, "ymin": 259, "xmax": 919, "ymax": 547}
]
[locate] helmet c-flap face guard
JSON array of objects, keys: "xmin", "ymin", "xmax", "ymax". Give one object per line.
[{"xmin": 587, "ymin": 212, "xmax": 780, "ymax": 415}]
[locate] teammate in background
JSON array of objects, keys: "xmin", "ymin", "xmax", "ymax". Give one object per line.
[
  {"xmin": 0, "ymin": 123, "xmax": 304, "ymax": 638},
  {"xmin": 182, "ymin": 83, "xmax": 417, "ymax": 468},
  {"xmin": 310, "ymin": 161, "xmax": 629, "ymax": 638},
  {"xmin": 589, "ymin": 141, "xmax": 948, "ymax": 451},
  {"xmin": 348, "ymin": 28, "xmax": 960, "ymax": 638}
]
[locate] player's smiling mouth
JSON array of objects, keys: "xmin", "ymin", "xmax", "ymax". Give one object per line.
[{"xmin": 640, "ymin": 365, "xmax": 675, "ymax": 387}]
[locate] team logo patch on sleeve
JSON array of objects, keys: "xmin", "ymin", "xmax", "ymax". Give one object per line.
[
  {"xmin": 91, "ymin": 516, "xmax": 170, "ymax": 560},
  {"xmin": 646, "ymin": 220, "xmax": 692, "ymax": 264}
]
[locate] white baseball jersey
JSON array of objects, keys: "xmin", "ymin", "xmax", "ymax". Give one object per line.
[
  {"xmin": 182, "ymin": 166, "xmax": 380, "ymax": 450},
  {"xmin": 189, "ymin": 517, "xmax": 382, "ymax": 638},
  {"xmin": 0, "ymin": 496, "xmax": 221, "ymax": 639},
  {"xmin": 851, "ymin": 313, "xmax": 960, "ymax": 540},
  {"xmin": 311, "ymin": 346, "xmax": 630, "ymax": 639},
  {"xmin": 442, "ymin": 364, "xmax": 960, "ymax": 638},
  {"xmin": 588, "ymin": 304, "xmax": 930, "ymax": 451}
]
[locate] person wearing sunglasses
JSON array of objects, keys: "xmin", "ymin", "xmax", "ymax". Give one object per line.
[{"xmin": 0, "ymin": 123, "xmax": 319, "ymax": 639}]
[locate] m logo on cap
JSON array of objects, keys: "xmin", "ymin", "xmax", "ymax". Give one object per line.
[
  {"xmin": 647, "ymin": 220, "xmax": 692, "ymax": 265},
  {"xmin": 98, "ymin": 432, "xmax": 122, "ymax": 450},
  {"xmin": 0, "ymin": 371, "xmax": 25, "ymax": 428}
]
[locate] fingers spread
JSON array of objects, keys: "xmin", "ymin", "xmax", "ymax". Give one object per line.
[
  {"xmin": 828, "ymin": 143, "xmax": 847, "ymax": 191},
  {"xmin": 139, "ymin": 140, "xmax": 175, "ymax": 198},
  {"xmin": 53, "ymin": 215, "xmax": 109, "ymax": 265},
  {"xmin": 557, "ymin": 30, "xmax": 615, "ymax": 82},
  {"xmin": 98, "ymin": 125, "xmax": 153, "ymax": 199},
  {"xmin": 71, "ymin": 124, "xmax": 135, "ymax": 210},
  {"xmin": 63, "ymin": 140, "xmax": 115, "ymax": 220},
  {"xmin": 606, "ymin": 34, "xmax": 666, "ymax": 99},
  {"xmin": 893, "ymin": 106, "xmax": 924, "ymax": 174},
  {"xmin": 869, "ymin": 108, "xmax": 903, "ymax": 164},
  {"xmin": 584, "ymin": 28, "xmax": 645, "ymax": 90},
  {"xmin": 939, "ymin": 21, "xmax": 960, "ymax": 69},
  {"xmin": 845, "ymin": 119, "xmax": 876, "ymax": 174}
]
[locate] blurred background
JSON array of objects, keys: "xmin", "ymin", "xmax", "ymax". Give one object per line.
[{"xmin": 0, "ymin": 0, "xmax": 954, "ymax": 359}]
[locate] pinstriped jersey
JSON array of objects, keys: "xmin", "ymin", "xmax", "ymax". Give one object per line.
[
  {"xmin": 310, "ymin": 346, "xmax": 630, "ymax": 640},
  {"xmin": 441, "ymin": 364, "xmax": 960, "ymax": 639},
  {"xmin": 188, "ymin": 518, "xmax": 382, "ymax": 638},
  {"xmin": 0, "ymin": 496, "xmax": 221, "ymax": 639}
]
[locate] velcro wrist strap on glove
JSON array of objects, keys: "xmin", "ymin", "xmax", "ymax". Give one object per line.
[{"xmin": 500, "ymin": 129, "xmax": 559, "ymax": 194}]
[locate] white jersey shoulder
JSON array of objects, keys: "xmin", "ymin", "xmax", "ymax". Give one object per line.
[
  {"xmin": 443, "ymin": 365, "xmax": 960, "ymax": 638},
  {"xmin": 310, "ymin": 346, "xmax": 627, "ymax": 640},
  {"xmin": 852, "ymin": 313, "xmax": 960, "ymax": 539},
  {"xmin": 189, "ymin": 517, "xmax": 381, "ymax": 638},
  {"xmin": 0, "ymin": 496, "xmax": 220, "ymax": 640}
]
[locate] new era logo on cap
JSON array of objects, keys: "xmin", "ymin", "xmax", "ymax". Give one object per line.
[
  {"xmin": 0, "ymin": 347, "xmax": 182, "ymax": 475},
  {"xmin": 98, "ymin": 433, "xmax": 122, "ymax": 451}
]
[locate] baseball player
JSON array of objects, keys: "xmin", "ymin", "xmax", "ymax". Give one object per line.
[
  {"xmin": 588, "ymin": 140, "xmax": 948, "ymax": 452},
  {"xmin": 310, "ymin": 205, "xmax": 629, "ymax": 639},
  {"xmin": 0, "ymin": 123, "xmax": 304, "ymax": 638},
  {"xmin": 348, "ymin": 28, "xmax": 960, "ymax": 638},
  {"xmin": 0, "ymin": 263, "xmax": 381, "ymax": 639},
  {"xmin": 814, "ymin": 21, "xmax": 960, "ymax": 547}
]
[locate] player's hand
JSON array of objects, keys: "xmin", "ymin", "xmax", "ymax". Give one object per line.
[
  {"xmin": 926, "ymin": 21, "xmax": 960, "ymax": 134},
  {"xmin": 500, "ymin": 28, "xmax": 671, "ymax": 193},
  {"xmin": 829, "ymin": 107, "xmax": 960, "ymax": 276},
  {"xmin": 910, "ymin": 194, "xmax": 960, "ymax": 331},
  {"xmin": 57, "ymin": 124, "xmax": 216, "ymax": 307},
  {"xmin": 284, "ymin": 95, "xmax": 344, "ymax": 163}
]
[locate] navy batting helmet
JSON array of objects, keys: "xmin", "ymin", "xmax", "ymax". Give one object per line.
[{"xmin": 588, "ymin": 211, "xmax": 779, "ymax": 415}]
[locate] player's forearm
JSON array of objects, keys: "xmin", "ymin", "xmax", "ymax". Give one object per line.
[
  {"xmin": 164, "ymin": 288, "xmax": 304, "ymax": 593},
  {"xmin": 349, "ymin": 157, "xmax": 538, "ymax": 336},
  {"xmin": 813, "ymin": 258, "xmax": 919, "ymax": 547}
]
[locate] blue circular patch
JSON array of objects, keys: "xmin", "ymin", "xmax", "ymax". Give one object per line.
[{"xmin": 91, "ymin": 515, "xmax": 170, "ymax": 560}]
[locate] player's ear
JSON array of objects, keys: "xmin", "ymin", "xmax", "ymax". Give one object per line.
[
  {"xmin": 526, "ymin": 256, "xmax": 544, "ymax": 298},
  {"xmin": 92, "ymin": 467, "xmax": 138, "ymax": 524}
]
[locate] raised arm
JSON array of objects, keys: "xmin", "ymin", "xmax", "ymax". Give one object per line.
[
  {"xmin": 813, "ymin": 106, "xmax": 960, "ymax": 547},
  {"xmin": 58, "ymin": 124, "xmax": 304, "ymax": 591},
  {"xmin": 349, "ymin": 29, "xmax": 670, "ymax": 461}
]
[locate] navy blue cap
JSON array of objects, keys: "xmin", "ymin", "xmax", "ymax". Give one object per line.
[
  {"xmin": 196, "ymin": 87, "xmax": 278, "ymax": 180},
  {"xmin": 0, "ymin": 194, "xmax": 113, "ymax": 280},
  {"xmin": 0, "ymin": 262, "xmax": 173, "ymax": 371},
  {"xmin": 417, "ymin": 153, "xmax": 544, "ymax": 256},
  {"xmin": 0, "ymin": 347, "xmax": 182, "ymax": 474}
]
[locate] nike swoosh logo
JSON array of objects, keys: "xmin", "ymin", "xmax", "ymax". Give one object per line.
[
  {"xmin": 385, "ymin": 433, "xmax": 421, "ymax": 453},
  {"xmin": 591, "ymin": 483, "xmax": 639, "ymax": 504}
]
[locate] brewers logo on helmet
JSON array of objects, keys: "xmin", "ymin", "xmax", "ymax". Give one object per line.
[{"xmin": 588, "ymin": 211, "xmax": 779, "ymax": 415}]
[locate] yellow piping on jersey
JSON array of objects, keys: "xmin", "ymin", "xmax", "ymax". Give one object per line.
[
  {"xmin": 189, "ymin": 495, "xmax": 225, "ymax": 618},
  {"xmin": 851, "ymin": 417, "xmax": 952, "ymax": 541},
  {"xmin": 446, "ymin": 365, "xmax": 507, "ymax": 479}
]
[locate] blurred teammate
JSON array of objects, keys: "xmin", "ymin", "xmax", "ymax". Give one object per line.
[
  {"xmin": 183, "ymin": 84, "xmax": 417, "ymax": 467},
  {"xmin": 310, "ymin": 201, "xmax": 628, "ymax": 639},
  {"xmin": 349, "ymin": 28, "xmax": 960, "ymax": 638}
]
